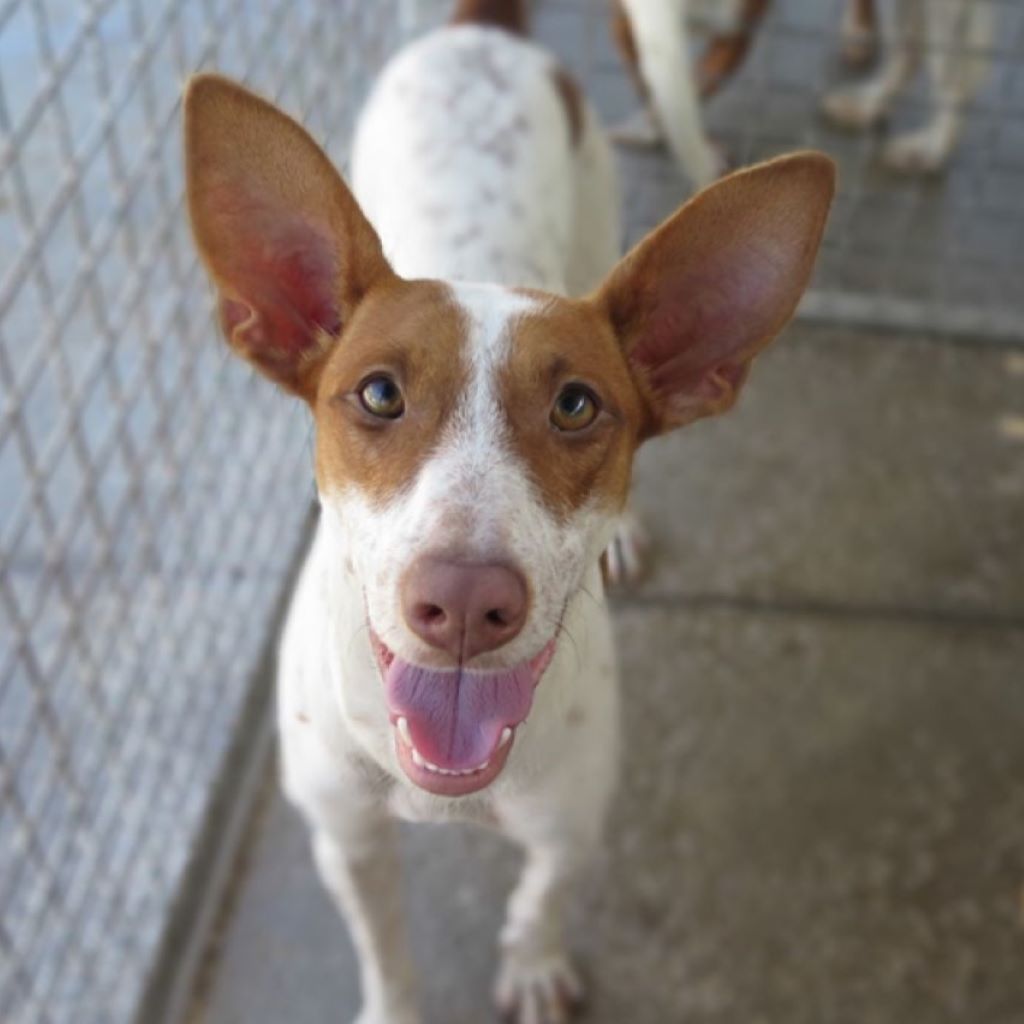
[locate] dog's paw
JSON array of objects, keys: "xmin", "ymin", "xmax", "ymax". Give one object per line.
[
  {"xmin": 821, "ymin": 86, "xmax": 886, "ymax": 130},
  {"xmin": 601, "ymin": 509, "xmax": 648, "ymax": 589},
  {"xmin": 881, "ymin": 128, "xmax": 952, "ymax": 175},
  {"xmin": 494, "ymin": 951, "xmax": 584, "ymax": 1024},
  {"xmin": 608, "ymin": 106, "xmax": 664, "ymax": 149}
]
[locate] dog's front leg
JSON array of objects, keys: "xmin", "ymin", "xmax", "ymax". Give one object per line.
[
  {"xmin": 495, "ymin": 841, "xmax": 587, "ymax": 1024},
  {"xmin": 311, "ymin": 815, "xmax": 420, "ymax": 1024}
]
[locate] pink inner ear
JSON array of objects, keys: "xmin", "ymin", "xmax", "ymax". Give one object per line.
[
  {"xmin": 632, "ymin": 245, "xmax": 785, "ymax": 402},
  {"xmin": 208, "ymin": 182, "xmax": 342, "ymax": 361}
]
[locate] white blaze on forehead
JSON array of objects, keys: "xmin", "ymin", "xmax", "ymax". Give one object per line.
[
  {"xmin": 409, "ymin": 281, "xmax": 541, "ymax": 550},
  {"xmin": 448, "ymin": 280, "xmax": 540, "ymax": 417}
]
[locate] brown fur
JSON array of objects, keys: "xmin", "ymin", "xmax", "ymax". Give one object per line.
[
  {"xmin": 550, "ymin": 68, "xmax": 584, "ymax": 148},
  {"xmin": 595, "ymin": 152, "xmax": 836, "ymax": 436},
  {"xmin": 184, "ymin": 74, "xmax": 392, "ymax": 399},
  {"xmin": 450, "ymin": 0, "xmax": 527, "ymax": 34},
  {"xmin": 697, "ymin": 0, "xmax": 771, "ymax": 98},
  {"xmin": 314, "ymin": 280, "xmax": 469, "ymax": 506},
  {"xmin": 610, "ymin": 2, "xmax": 649, "ymax": 102},
  {"xmin": 500, "ymin": 296, "xmax": 646, "ymax": 518}
]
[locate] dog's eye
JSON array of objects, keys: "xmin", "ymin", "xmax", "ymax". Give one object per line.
[
  {"xmin": 358, "ymin": 375, "xmax": 405, "ymax": 419},
  {"xmin": 551, "ymin": 384, "xmax": 599, "ymax": 432}
]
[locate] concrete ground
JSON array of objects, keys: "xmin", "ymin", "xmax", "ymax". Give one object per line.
[
  {"xmin": 190, "ymin": 321, "xmax": 1024, "ymax": 1024},
  {"xmin": 187, "ymin": 3, "xmax": 1024, "ymax": 1022}
]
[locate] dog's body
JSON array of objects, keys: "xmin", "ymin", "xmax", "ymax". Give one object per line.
[
  {"xmin": 184, "ymin": 7, "xmax": 834, "ymax": 1022},
  {"xmin": 823, "ymin": 0, "xmax": 993, "ymax": 172}
]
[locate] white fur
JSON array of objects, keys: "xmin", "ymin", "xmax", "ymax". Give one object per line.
[
  {"xmin": 617, "ymin": 0, "xmax": 721, "ymax": 186},
  {"xmin": 280, "ymin": 25, "xmax": 624, "ymax": 1024}
]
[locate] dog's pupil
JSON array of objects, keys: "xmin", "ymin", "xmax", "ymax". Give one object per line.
[
  {"xmin": 561, "ymin": 391, "xmax": 586, "ymax": 416},
  {"xmin": 368, "ymin": 379, "xmax": 397, "ymax": 407}
]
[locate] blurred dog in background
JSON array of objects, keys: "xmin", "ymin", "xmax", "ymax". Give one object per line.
[
  {"xmin": 823, "ymin": 0, "xmax": 994, "ymax": 172},
  {"xmin": 610, "ymin": 0, "xmax": 771, "ymax": 186}
]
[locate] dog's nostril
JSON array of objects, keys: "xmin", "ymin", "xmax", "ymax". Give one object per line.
[
  {"xmin": 419, "ymin": 603, "xmax": 446, "ymax": 624},
  {"xmin": 485, "ymin": 609, "xmax": 508, "ymax": 627}
]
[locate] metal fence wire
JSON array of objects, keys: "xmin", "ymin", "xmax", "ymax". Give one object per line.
[
  {"xmin": 1, "ymin": 0, "xmax": 1022, "ymax": 1022},
  {"xmin": 0, "ymin": 2, "xmax": 416, "ymax": 1022}
]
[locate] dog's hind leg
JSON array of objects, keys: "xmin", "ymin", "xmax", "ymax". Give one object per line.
[
  {"xmin": 311, "ymin": 816, "xmax": 420, "ymax": 1024},
  {"xmin": 823, "ymin": 0, "xmax": 924, "ymax": 129},
  {"xmin": 882, "ymin": 0, "xmax": 993, "ymax": 173}
]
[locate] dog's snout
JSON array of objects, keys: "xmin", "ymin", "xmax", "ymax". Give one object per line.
[{"xmin": 401, "ymin": 557, "xmax": 528, "ymax": 661}]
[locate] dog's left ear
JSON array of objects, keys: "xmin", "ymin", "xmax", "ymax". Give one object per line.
[{"xmin": 594, "ymin": 152, "xmax": 835, "ymax": 436}]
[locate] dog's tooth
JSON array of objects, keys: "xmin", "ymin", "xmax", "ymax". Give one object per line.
[
  {"xmin": 396, "ymin": 717, "xmax": 413, "ymax": 748},
  {"xmin": 411, "ymin": 748, "xmax": 425, "ymax": 768},
  {"xmin": 425, "ymin": 760, "xmax": 441, "ymax": 773},
  {"xmin": 498, "ymin": 727, "xmax": 513, "ymax": 749}
]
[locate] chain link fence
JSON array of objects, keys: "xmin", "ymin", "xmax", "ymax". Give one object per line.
[
  {"xmin": 0, "ymin": 2, "xmax": 418, "ymax": 1022},
  {"xmin": 2, "ymin": 0, "xmax": 1022, "ymax": 1022}
]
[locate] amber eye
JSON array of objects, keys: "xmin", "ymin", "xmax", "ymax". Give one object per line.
[
  {"xmin": 358, "ymin": 375, "xmax": 404, "ymax": 419},
  {"xmin": 551, "ymin": 384, "xmax": 599, "ymax": 432}
]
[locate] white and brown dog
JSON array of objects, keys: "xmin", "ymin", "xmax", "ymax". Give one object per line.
[{"xmin": 183, "ymin": 2, "xmax": 834, "ymax": 1021}]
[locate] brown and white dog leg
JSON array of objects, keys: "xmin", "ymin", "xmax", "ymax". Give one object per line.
[
  {"xmin": 882, "ymin": 0, "xmax": 993, "ymax": 173},
  {"xmin": 822, "ymin": 0, "xmax": 923, "ymax": 130},
  {"xmin": 840, "ymin": 0, "xmax": 880, "ymax": 68}
]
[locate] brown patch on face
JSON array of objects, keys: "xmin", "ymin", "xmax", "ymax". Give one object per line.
[
  {"xmin": 314, "ymin": 279, "xmax": 469, "ymax": 505},
  {"xmin": 499, "ymin": 295, "xmax": 648, "ymax": 519},
  {"xmin": 550, "ymin": 67, "xmax": 584, "ymax": 148}
]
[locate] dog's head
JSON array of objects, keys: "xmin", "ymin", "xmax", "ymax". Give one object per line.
[{"xmin": 184, "ymin": 75, "xmax": 834, "ymax": 795}]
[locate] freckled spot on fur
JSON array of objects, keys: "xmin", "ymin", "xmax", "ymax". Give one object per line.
[
  {"xmin": 566, "ymin": 706, "xmax": 586, "ymax": 727},
  {"xmin": 296, "ymin": 711, "xmax": 310, "ymax": 724}
]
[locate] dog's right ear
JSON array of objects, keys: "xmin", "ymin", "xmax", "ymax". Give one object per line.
[{"xmin": 184, "ymin": 74, "xmax": 394, "ymax": 400}]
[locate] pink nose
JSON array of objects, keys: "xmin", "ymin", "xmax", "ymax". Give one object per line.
[{"xmin": 401, "ymin": 557, "xmax": 529, "ymax": 661}]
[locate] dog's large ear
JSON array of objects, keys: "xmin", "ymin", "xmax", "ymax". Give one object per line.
[
  {"xmin": 594, "ymin": 152, "xmax": 835, "ymax": 436},
  {"xmin": 184, "ymin": 74, "xmax": 393, "ymax": 399}
]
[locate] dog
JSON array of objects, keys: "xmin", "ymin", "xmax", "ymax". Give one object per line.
[
  {"xmin": 822, "ymin": 0, "xmax": 994, "ymax": 173},
  {"xmin": 610, "ymin": 0, "xmax": 772, "ymax": 186},
  {"xmin": 183, "ymin": 1, "xmax": 834, "ymax": 1020}
]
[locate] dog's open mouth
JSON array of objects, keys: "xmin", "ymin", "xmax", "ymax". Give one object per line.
[{"xmin": 371, "ymin": 633, "xmax": 556, "ymax": 797}]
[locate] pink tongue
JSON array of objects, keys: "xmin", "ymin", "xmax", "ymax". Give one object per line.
[{"xmin": 385, "ymin": 657, "xmax": 540, "ymax": 771}]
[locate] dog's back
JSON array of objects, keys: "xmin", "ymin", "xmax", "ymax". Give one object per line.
[{"xmin": 352, "ymin": 15, "xmax": 619, "ymax": 295}]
